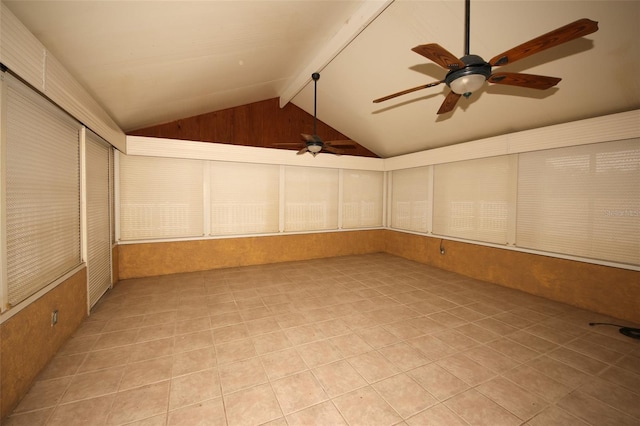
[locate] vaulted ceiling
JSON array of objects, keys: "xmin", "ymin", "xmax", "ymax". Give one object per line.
[{"xmin": 5, "ymin": 1, "xmax": 639, "ymax": 158}]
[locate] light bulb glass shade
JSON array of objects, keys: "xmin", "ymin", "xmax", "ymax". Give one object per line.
[
  {"xmin": 307, "ymin": 144, "xmax": 322, "ymax": 153},
  {"xmin": 449, "ymin": 73, "xmax": 486, "ymax": 95}
]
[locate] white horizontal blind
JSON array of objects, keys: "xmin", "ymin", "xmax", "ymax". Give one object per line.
[
  {"xmin": 433, "ymin": 156, "xmax": 514, "ymax": 244},
  {"xmin": 85, "ymin": 130, "xmax": 112, "ymax": 307},
  {"xmin": 342, "ymin": 169, "xmax": 384, "ymax": 229},
  {"xmin": 210, "ymin": 161, "xmax": 279, "ymax": 235},
  {"xmin": 390, "ymin": 167, "xmax": 430, "ymax": 233},
  {"xmin": 517, "ymin": 139, "xmax": 640, "ymax": 265},
  {"xmin": 284, "ymin": 166, "xmax": 339, "ymax": 232},
  {"xmin": 119, "ymin": 155, "xmax": 204, "ymax": 240},
  {"xmin": 5, "ymin": 74, "xmax": 82, "ymax": 306}
]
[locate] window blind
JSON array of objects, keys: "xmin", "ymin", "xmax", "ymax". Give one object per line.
[
  {"xmin": 5, "ymin": 74, "xmax": 82, "ymax": 306},
  {"xmin": 390, "ymin": 166, "xmax": 431, "ymax": 233},
  {"xmin": 85, "ymin": 130, "xmax": 112, "ymax": 307},
  {"xmin": 119, "ymin": 155, "xmax": 204, "ymax": 240},
  {"xmin": 433, "ymin": 155, "xmax": 515, "ymax": 244},
  {"xmin": 342, "ymin": 169, "xmax": 384, "ymax": 229},
  {"xmin": 284, "ymin": 166, "xmax": 339, "ymax": 232},
  {"xmin": 210, "ymin": 161, "xmax": 279, "ymax": 235},
  {"xmin": 517, "ymin": 139, "xmax": 640, "ymax": 265}
]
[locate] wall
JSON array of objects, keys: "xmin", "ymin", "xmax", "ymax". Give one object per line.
[
  {"xmin": 118, "ymin": 230, "xmax": 386, "ymax": 279},
  {"xmin": 0, "ymin": 269, "xmax": 88, "ymax": 418},
  {"xmin": 383, "ymin": 230, "xmax": 640, "ymax": 324}
]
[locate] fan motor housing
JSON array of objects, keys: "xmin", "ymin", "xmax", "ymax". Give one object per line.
[{"xmin": 444, "ymin": 54, "xmax": 492, "ymax": 95}]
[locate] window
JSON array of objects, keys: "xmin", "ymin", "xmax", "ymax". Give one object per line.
[
  {"xmin": 433, "ymin": 156, "xmax": 515, "ymax": 244},
  {"xmin": 284, "ymin": 166, "xmax": 339, "ymax": 232},
  {"xmin": 517, "ymin": 139, "xmax": 639, "ymax": 265},
  {"xmin": 342, "ymin": 170, "xmax": 384, "ymax": 228},
  {"xmin": 210, "ymin": 161, "xmax": 279, "ymax": 235},
  {"xmin": 390, "ymin": 167, "xmax": 430, "ymax": 233},
  {"xmin": 119, "ymin": 155, "xmax": 204, "ymax": 240},
  {"xmin": 4, "ymin": 74, "xmax": 82, "ymax": 306}
]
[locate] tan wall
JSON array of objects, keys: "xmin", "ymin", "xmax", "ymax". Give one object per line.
[
  {"xmin": 112, "ymin": 244, "xmax": 120, "ymax": 285},
  {"xmin": 0, "ymin": 269, "xmax": 88, "ymax": 418},
  {"xmin": 383, "ymin": 230, "xmax": 640, "ymax": 324},
  {"xmin": 118, "ymin": 230, "xmax": 387, "ymax": 279}
]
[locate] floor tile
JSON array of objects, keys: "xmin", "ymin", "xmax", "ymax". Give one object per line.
[
  {"xmin": 312, "ymin": 360, "xmax": 367, "ymax": 397},
  {"xmin": 507, "ymin": 365, "xmax": 570, "ymax": 401},
  {"xmin": 407, "ymin": 363, "xmax": 469, "ymax": 401},
  {"xmin": 215, "ymin": 337, "xmax": 257, "ymax": 364},
  {"xmin": 106, "ymin": 381, "xmax": 170, "ymax": 425},
  {"xmin": 406, "ymin": 403, "xmax": 468, "ymax": 426},
  {"xmin": 378, "ymin": 341, "xmax": 431, "ymax": 371},
  {"xmin": 251, "ymin": 330, "xmax": 292, "ymax": 354},
  {"xmin": 332, "ymin": 386, "xmax": 402, "ymax": 426},
  {"xmin": 373, "ymin": 373, "xmax": 437, "ymax": 418},
  {"xmin": 218, "ymin": 357, "xmax": 267, "ymax": 394},
  {"xmin": 168, "ymin": 368, "xmax": 221, "ymax": 410},
  {"xmin": 297, "ymin": 340, "xmax": 343, "ymax": 368},
  {"xmin": 525, "ymin": 405, "xmax": 590, "ymax": 426},
  {"xmin": 285, "ymin": 401, "xmax": 347, "ymax": 426},
  {"xmin": 579, "ymin": 376, "xmax": 640, "ymax": 419},
  {"xmin": 224, "ymin": 383, "xmax": 283, "ymax": 426},
  {"xmin": 172, "ymin": 347, "xmax": 216, "ymax": 377},
  {"xmin": 476, "ymin": 376, "xmax": 548, "ymax": 420},
  {"xmin": 167, "ymin": 398, "xmax": 226, "ymax": 426},
  {"xmin": 47, "ymin": 395, "xmax": 114, "ymax": 426},
  {"xmin": 260, "ymin": 347, "xmax": 308, "ymax": 380},
  {"xmin": 120, "ymin": 356, "xmax": 173, "ymax": 391},
  {"xmin": 4, "ymin": 408, "xmax": 53, "ymax": 426},
  {"xmin": 436, "ymin": 353, "xmax": 496, "ymax": 386},
  {"xmin": 444, "ymin": 389, "xmax": 521, "ymax": 426},
  {"xmin": 347, "ymin": 351, "xmax": 400, "ymax": 383},
  {"xmin": 61, "ymin": 366, "xmax": 124, "ymax": 403},
  {"xmin": 271, "ymin": 370, "xmax": 328, "ymax": 414},
  {"xmin": 526, "ymin": 356, "xmax": 591, "ymax": 389},
  {"xmin": 558, "ymin": 390, "xmax": 638, "ymax": 426}
]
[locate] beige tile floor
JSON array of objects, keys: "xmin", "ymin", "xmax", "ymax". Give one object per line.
[{"xmin": 5, "ymin": 253, "xmax": 640, "ymax": 426}]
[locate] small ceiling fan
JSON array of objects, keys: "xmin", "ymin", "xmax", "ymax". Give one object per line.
[
  {"xmin": 373, "ymin": 0, "xmax": 598, "ymax": 115},
  {"xmin": 276, "ymin": 72, "xmax": 357, "ymax": 156}
]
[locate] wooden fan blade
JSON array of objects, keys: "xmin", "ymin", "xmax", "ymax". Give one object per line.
[
  {"xmin": 301, "ymin": 133, "xmax": 315, "ymax": 142},
  {"xmin": 325, "ymin": 140, "xmax": 357, "ymax": 148},
  {"xmin": 412, "ymin": 43, "xmax": 465, "ymax": 70},
  {"xmin": 373, "ymin": 80, "xmax": 444, "ymax": 103},
  {"xmin": 272, "ymin": 142, "xmax": 304, "ymax": 147},
  {"xmin": 296, "ymin": 146, "xmax": 309, "ymax": 155},
  {"xmin": 437, "ymin": 91, "xmax": 462, "ymax": 115},
  {"xmin": 488, "ymin": 72, "xmax": 561, "ymax": 90},
  {"xmin": 323, "ymin": 145, "xmax": 344, "ymax": 155},
  {"xmin": 489, "ymin": 18, "xmax": 598, "ymax": 67}
]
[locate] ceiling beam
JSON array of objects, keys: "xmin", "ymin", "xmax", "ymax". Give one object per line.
[{"xmin": 278, "ymin": 0, "xmax": 394, "ymax": 108}]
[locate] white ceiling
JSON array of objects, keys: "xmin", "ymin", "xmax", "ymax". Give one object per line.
[{"xmin": 4, "ymin": 0, "xmax": 640, "ymax": 158}]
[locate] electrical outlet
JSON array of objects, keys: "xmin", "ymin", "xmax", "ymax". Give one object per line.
[{"xmin": 51, "ymin": 310, "xmax": 58, "ymax": 326}]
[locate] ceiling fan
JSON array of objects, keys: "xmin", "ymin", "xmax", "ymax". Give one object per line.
[
  {"xmin": 373, "ymin": 0, "xmax": 598, "ymax": 115},
  {"xmin": 276, "ymin": 72, "xmax": 357, "ymax": 156}
]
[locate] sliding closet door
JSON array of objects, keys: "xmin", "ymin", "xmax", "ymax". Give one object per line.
[{"xmin": 85, "ymin": 130, "xmax": 112, "ymax": 308}]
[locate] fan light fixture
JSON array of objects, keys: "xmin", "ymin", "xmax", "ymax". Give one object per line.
[
  {"xmin": 449, "ymin": 73, "xmax": 486, "ymax": 96},
  {"xmin": 307, "ymin": 143, "xmax": 322, "ymax": 154},
  {"xmin": 445, "ymin": 55, "xmax": 492, "ymax": 98}
]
